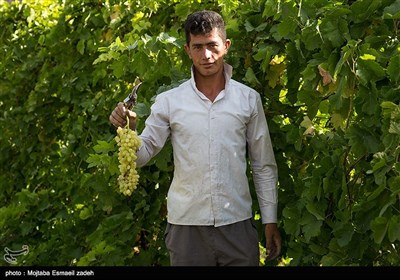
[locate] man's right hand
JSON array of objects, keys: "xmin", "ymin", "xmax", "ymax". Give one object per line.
[{"xmin": 109, "ymin": 102, "xmax": 137, "ymax": 130}]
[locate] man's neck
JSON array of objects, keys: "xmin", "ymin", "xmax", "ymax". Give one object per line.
[{"xmin": 194, "ymin": 68, "xmax": 225, "ymax": 102}]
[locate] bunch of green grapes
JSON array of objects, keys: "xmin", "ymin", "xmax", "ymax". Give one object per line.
[{"xmin": 114, "ymin": 120, "xmax": 141, "ymax": 196}]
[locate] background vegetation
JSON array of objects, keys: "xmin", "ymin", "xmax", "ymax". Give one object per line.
[{"xmin": 1, "ymin": 0, "xmax": 399, "ymax": 266}]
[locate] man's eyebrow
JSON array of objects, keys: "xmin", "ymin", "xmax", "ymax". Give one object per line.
[{"xmin": 191, "ymin": 41, "xmax": 219, "ymax": 47}]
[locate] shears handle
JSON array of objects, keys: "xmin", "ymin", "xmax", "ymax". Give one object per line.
[{"xmin": 123, "ymin": 82, "xmax": 142, "ymax": 110}]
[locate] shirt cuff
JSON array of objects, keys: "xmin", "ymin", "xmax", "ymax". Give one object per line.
[{"xmin": 260, "ymin": 204, "xmax": 277, "ymax": 224}]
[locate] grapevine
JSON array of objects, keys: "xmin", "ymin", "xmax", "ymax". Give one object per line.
[{"xmin": 114, "ymin": 116, "xmax": 142, "ymax": 196}]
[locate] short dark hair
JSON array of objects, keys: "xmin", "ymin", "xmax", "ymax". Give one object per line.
[{"xmin": 184, "ymin": 10, "xmax": 226, "ymax": 45}]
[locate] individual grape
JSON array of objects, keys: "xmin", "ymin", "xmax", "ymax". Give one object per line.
[{"xmin": 114, "ymin": 117, "xmax": 141, "ymax": 196}]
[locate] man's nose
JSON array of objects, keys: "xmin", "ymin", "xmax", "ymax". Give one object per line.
[{"xmin": 203, "ymin": 48, "xmax": 212, "ymax": 59}]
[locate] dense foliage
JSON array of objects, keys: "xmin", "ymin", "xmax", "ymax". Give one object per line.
[{"xmin": 1, "ymin": 0, "xmax": 399, "ymax": 266}]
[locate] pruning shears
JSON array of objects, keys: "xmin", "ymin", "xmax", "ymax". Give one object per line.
[{"xmin": 123, "ymin": 82, "xmax": 142, "ymax": 110}]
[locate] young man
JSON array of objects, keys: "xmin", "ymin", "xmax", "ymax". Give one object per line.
[{"xmin": 109, "ymin": 10, "xmax": 281, "ymax": 266}]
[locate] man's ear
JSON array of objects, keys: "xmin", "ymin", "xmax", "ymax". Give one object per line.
[
  {"xmin": 184, "ymin": 44, "xmax": 192, "ymax": 59},
  {"xmin": 224, "ymin": 39, "xmax": 231, "ymax": 54}
]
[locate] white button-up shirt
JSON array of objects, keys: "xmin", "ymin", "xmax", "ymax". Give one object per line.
[{"xmin": 136, "ymin": 63, "xmax": 278, "ymax": 227}]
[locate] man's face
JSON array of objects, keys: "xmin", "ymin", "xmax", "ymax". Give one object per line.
[{"xmin": 184, "ymin": 28, "xmax": 231, "ymax": 77}]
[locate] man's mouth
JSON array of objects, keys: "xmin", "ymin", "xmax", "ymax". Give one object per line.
[{"xmin": 201, "ymin": 63, "xmax": 214, "ymax": 67}]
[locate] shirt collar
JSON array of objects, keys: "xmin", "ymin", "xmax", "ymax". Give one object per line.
[{"xmin": 190, "ymin": 62, "xmax": 233, "ymax": 93}]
